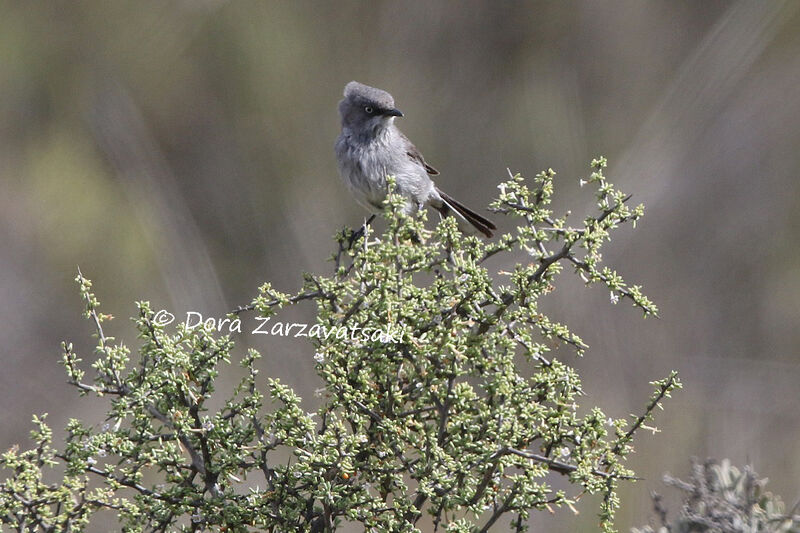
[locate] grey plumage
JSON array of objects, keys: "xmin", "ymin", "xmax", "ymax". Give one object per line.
[{"xmin": 335, "ymin": 81, "xmax": 496, "ymax": 238}]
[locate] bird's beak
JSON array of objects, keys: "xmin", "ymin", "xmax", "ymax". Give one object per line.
[{"xmin": 384, "ymin": 108, "xmax": 403, "ymax": 117}]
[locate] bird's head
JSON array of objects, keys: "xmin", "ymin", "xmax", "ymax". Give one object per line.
[{"xmin": 338, "ymin": 81, "xmax": 403, "ymax": 136}]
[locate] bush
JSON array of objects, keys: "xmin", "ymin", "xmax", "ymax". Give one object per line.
[{"xmin": 0, "ymin": 159, "xmax": 679, "ymax": 532}]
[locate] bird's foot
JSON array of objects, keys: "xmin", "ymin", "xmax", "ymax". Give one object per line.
[{"xmin": 348, "ymin": 214, "xmax": 376, "ymax": 249}]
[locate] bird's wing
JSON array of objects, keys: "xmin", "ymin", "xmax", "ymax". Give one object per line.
[{"xmin": 399, "ymin": 130, "xmax": 439, "ymax": 175}]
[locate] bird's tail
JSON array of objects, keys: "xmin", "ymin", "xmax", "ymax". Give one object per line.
[{"xmin": 435, "ymin": 187, "xmax": 497, "ymax": 238}]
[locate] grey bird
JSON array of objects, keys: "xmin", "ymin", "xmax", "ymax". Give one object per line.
[{"xmin": 335, "ymin": 81, "xmax": 496, "ymax": 238}]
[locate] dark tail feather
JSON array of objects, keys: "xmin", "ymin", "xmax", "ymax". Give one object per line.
[{"xmin": 435, "ymin": 187, "xmax": 497, "ymax": 238}]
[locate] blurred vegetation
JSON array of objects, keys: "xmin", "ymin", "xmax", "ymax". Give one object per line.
[
  {"xmin": 1, "ymin": 2, "xmax": 800, "ymax": 531},
  {"xmin": 633, "ymin": 459, "xmax": 800, "ymax": 533}
]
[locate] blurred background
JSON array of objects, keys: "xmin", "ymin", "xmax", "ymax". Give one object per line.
[{"xmin": 2, "ymin": 1, "xmax": 800, "ymax": 530}]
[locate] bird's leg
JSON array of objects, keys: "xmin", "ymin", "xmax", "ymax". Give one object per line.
[{"xmin": 348, "ymin": 214, "xmax": 376, "ymax": 249}]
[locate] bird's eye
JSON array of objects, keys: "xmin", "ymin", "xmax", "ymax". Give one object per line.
[{"xmin": 364, "ymin": 106, "xmax": 373, "ymax": 114}]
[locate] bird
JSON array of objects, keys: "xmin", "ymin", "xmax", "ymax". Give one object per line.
[{"xmin": 334, "ymin": 81, "xmax": 496, "ymax": 238}]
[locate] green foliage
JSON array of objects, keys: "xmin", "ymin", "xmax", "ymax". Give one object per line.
[
  {"xmin": 633, "ymin": 458, "xmax": 800, "ymax": 533},
  {"xmin": 0, "ymin": 160, "xmax": 679, "ymax": 532}
]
